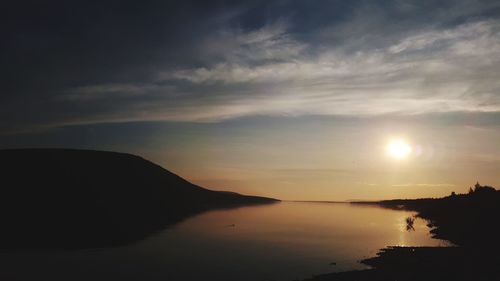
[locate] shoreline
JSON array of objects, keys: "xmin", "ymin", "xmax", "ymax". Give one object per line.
[{"xmin": 303, "ymin": 185, "xmax": 500, "ymax": 281}]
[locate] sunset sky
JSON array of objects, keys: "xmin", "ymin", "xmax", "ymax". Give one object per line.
[{"xmin": 2, "ymin": 0, "xmax": 500, "ymax": 200}]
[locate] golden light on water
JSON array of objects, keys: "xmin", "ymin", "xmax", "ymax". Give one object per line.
[{"xmin": 387, "ymin": 139, "xmax": 412, "ymax": 159}]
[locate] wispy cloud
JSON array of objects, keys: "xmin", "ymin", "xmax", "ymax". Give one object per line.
[
  {"xmin": 3, "ymin": 1, "xmax": 500, "ymax": 131},
  {"xmin": 62, "ymin": 19, "xmax": 500, "ymax": 125},
  {"xmin": 391, "ymin": 183, "xmax": 456, "ymax": 187}
]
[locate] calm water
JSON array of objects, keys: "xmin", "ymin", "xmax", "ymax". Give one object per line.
[{"xmin": 0, "ymin": 202, "xmax": 449, "ymax": 281}]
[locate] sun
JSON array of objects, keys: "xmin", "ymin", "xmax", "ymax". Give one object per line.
[{"xmin": 387, "ymin": 139, "xmax": 412, "ymax": 159}]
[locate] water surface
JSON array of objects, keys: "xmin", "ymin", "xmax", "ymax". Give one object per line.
[{"xmin": 0, "ymin": 202, "xmax": 449, "ymax": 281}]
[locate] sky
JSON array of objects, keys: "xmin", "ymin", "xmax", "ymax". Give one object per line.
[{"xmin": 1, "ymin": 0, "xmax": 500, "ymax": 200}]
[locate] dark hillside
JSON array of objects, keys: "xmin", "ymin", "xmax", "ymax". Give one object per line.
[{"xmin": 0, "ymin": 149, "xmax": 278, "ymax": 249}]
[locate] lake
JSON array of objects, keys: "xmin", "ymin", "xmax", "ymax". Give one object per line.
[{"xmin": 0, "ymin": 202, "xmax": 449, "ymax": 281}]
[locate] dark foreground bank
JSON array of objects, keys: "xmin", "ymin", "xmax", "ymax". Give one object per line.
[
  {"xmin": 0, "ymin": 149, "xmax": 278, "ymax": 250},
  {"xmin": 303, "ymin": 183, "xmax": 500, "ymax": 281}
]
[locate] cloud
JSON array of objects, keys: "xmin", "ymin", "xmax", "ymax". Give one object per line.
[
  {"xmin": 2, "ymin": 0, "xmax": 500, "ymax": 132},
  {"xmin": 132, "ymin": 19, "xmax": 500, "ymax": 120},
  {"xmin": 60, "ymin": 84, "xmax": 169, "ymax": 101},
  {"xmin": 391, "ymin": 183, "xmax": 456, "ymax": 187}
]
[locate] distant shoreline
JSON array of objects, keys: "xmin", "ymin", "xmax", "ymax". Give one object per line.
[{"xmin": 287, "ymin": 200, "xmax": 351, "ymax": 204}]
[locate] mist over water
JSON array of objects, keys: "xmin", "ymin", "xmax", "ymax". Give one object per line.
[{"xmin": 0, "ymin": 202, "xmax": 448, "ymax": 281}]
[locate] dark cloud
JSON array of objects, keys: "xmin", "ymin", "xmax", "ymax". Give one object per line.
[{"xmin": 2, "ymin": 0, "xmax": 500, "ymax": 134}]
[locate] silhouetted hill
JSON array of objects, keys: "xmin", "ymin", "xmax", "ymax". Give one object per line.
[{"xmin": 0, "ymin": 149, "xmax": 278, "ymax": 250}]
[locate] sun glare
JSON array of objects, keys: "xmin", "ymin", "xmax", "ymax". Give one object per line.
[{"xmin": 387, "ymin": 139, "xmax": 412, "ymax": 159}]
